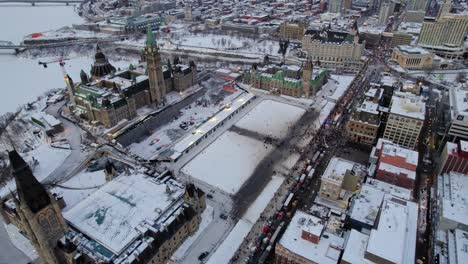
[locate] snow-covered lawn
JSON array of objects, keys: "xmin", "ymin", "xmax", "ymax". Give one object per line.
[
  {"xmin": 235, "ymin": 100, "xmax": 305, "ymax": 139},
  {"xmin": 181, "ymin": 131, "xmax": 274, "ymax": 194},
  {"xmin": 207, "ymin": 175, "xmax": 284, "ymax": 264},
  {"xmin": 0, "ymin": 145, "xmax": 71, "ymax": 198},
  {"xmin": 171, "ymin": 205, "xmax": 214, "ymax": 262},
  {"xmin": 170, "ymin": 33, "xmax": 288, "ymax": 56},
  {"xmin": 25, "ymin": 144, "xmax": 70, "ymax": 181},
  {"xmin": 52, "ymin": 170, "xmax": 107, "ymax": 211}
]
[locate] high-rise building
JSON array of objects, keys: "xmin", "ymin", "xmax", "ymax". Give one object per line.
[
  {"xmin": 418, "ymin": 0, "xmax": 468, "ymax": 59},
  {"xmin": 328, "ymin": 0, "xmax": 342, "ymax": 13},
  {"xmin": 378, "ymin": 2, "xmax": 394, "ymax": 26},
  {"xmin": 437, "ymin": 140, "xmax": 468, "ymax": 175},
  {"xmin": 447, "ymin": 87, "xmax": 468, "ymax": 140},
  {"xmin": 145, "ymin": 26, "xmax": 166, "ymax": 104},
  {"xmin": 407, "ymin": 0, "xmax": 428, "ymax": 11},
  {"xmin": 383, "ymin": 92, "xmax": 426, "ymax": 149},
  {"xmin": 3, "ymin": 151, "xmax": 68, "ymax": 264}
]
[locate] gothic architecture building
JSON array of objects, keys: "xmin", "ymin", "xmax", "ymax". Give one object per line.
[
  {"xmin": 0, "ymin": 152, "xmax": 206, "ymax": 264},
  {"xmin": 243, "ymin": 60, "xmax": 328, "ymax": 98},
  {"xmin": 1, "ymin": 151, "xmax": 68, "ymax": 264},
  {"xmin": 145, "ymin": 26, "xmax": 167, "ymax": 104},
  {"xmin": 72, "ymin": 27, "xmax": 197, "ymax": 128},
  {"xmin": 90, "ymin": 46, "xmax": 116, "ymax": 80},
  {"xmin": 301, "ymin": 22, "xmax": 365, "ymax": 72}
]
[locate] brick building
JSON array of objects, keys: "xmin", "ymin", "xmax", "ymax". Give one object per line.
[{"xmin": 437, "ymin": 140, "xmax": 468, "ymax": 175}]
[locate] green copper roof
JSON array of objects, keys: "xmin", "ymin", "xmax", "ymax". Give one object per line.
[{"xmin": 146, "ymin": 25, "xmax": 157, "ymax": 48}]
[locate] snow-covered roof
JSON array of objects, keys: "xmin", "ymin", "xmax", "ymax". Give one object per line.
[
  {"xmin": 366, "ymin": 178, "xmax": 412, "ymax": 201},
  {"xmin": 348, "ymin": 184, "xmax": 384, "ymax": 226},
  {"xmin": 396, "ymin": 45, "xmax": 431, "ymax": 55},
  {"xmin": 278, "ymin": 210, "xmax": 344, "ymax": 264},
  {"xmin": 366, "ymin": 195, "xmax": 418, "ymax": 264},
  {"xmin": 364, "ymin": 88, "xmax": 383, "ymax": 100},
  {"xmin": 381, "ymin": 142, "xmax": 419, "ymax": 166},
  {"xmin": 357, "ymin": 101, "xmax": 379, "ymax": 114},
  {"xmin": 342, "ymin": 230, "xmax": 375, "ymax": 264},
  {"xmin": 449, "ymin": 87, "xmax": 468, "ymax": 118},
  {"xmin": 322, "ymin": 157, "xmax": 356, "ymax": 185},
  {"xmin": 378, "ymin": 162, "xmax": 416, "ymax": 180},
  {"xmin": 389, "ymin": 95, "xmax": 426, "ymax": 120},
  {"xmin": 460, "ymin": 140, "xmax": 468, "ymax": 152},
  {"xmin": 438, "ymin": 171, "xmax": 468, "ymax": 227},
  {"xmin": 63, "ymin": 173, "xmax": 184, "ymax": 255},
  {"xmin": 454, "ymin": 229, "xmax": 468, "ymax": 264}
]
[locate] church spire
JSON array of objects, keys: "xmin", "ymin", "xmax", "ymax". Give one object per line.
[
  {"xmin": 8, "ymin": 150, "xmax": 51, "ymax": 213},
  {"xmin": 146, "ymin": 25, "xmax": 157, "ymax": 49}
]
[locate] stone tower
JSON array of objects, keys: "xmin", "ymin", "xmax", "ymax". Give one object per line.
[
  {"xmin": 302, "ymin": 58, "xmax": 313, "ymax": 97},
  {"xmin": 145, "ymin": 26, "xmax": 166, "ymax": 104},
  {"xmin": 8, "ymin": 150, "xmax": 68, "ymax": 264}
]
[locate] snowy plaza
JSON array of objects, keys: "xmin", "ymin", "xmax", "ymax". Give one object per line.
[{"xmin": 181, "ymin": 99, "xmax": 305, "ymax": 194}]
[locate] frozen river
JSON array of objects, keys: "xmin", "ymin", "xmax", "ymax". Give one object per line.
[{"xmin": 0, "ymin": 4, "xmax": 132, "ymax": 116}]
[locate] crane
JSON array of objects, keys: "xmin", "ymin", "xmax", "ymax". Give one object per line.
[{"xmin": 38, "ymin": 57, "xmax": 75, "ymax": 106}]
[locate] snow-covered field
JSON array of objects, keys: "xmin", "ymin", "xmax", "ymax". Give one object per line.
[
  {"xmin": 0, "ymin": 145, "xmax": 71, "ymax": 198},
  {"xmin": 170, "ymin": 33, "xmax": 284, "ymax": 56},
  {"xmin": 181, "ymin": 131, "xmax": 274, "ymax": 194},
  {"xmin": 207, "ymin": 175, "xmax": 284, "ymax": 264},
  {"xmin": 235, "ymin": 99, "xmax": 305, "ymax": 139}
]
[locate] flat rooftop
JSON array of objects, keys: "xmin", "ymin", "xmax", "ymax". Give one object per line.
[
  {"xmin": 357, "ymin": 100, "xmax": 379, "ymax": 115},
  {"xmin": 381, "ymin": 142, "xmax": 419, "ymax": 166},
  {"xmin": 279, "ymin": 210, "xmax": 344, "ymax": 264},
  {"xmin": 390, "ymin": 95, "xmax": 426, "ymax": 120},
  {"xmin": 439, "ymin": 172, "xmax": 468, "ymax": 227},
  {"xmin": 322, "ymin": 157, "xmax": 356, "ymax": 185},
  {"xmin": 366, "ymin": 195, "xmax": 418, "ymax": 264},
  {"xmin": 349, "ymin": 184, "xmax": 385, "ymax": 226},
  {"xmin": 449, "ymin": 87, "xmax": 468, "ymax": 118},
  {"xmin": 342, "ymin": 230, "xmax": 374, "ymax": 264},
  {"xmin": 396, "ymin": 45, "xmax": 431, "ymax": 55},
  {"xmin": 366, "ymin": 178, "xmax": 412, "ymax": 201},
  {"xmin": 63, "ymin": 173, "xmax": 184, "ymax": 255}
]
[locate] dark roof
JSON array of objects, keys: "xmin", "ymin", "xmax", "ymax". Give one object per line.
[
  {"xmin": 8, "ymin": 151, "xmax": 51, "ymax": 213},
  {"xmin": 304, "ymin": 29, "xmax": 352, "ymax": 44}
]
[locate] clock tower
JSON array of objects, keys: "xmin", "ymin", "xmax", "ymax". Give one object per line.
[{"xmin": 8, "ymin": 151, "xmax": 68, "ymax": 264}]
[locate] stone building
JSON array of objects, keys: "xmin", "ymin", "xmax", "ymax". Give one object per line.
[
  {"xmin": 0, "ymin": 151, "xmax": 69, "ymax": 264},
  {"xmin": 279, "ymin": 21, "xmax": 306, "ymax": 40},
  {"xmin": 0, "ymin": 152, "xmax": 206, "ymax": 264},
  {"xmin": 346, "ymin": 100, "xmax": 381, "ymax": 145},
  {"xmin": 72, "ymin": 27, "xmax": 197, "ymax": 128},
  {"xmin": 391, "ymin": 45, "xmax": 434, "ymax": 70},
  {"xmin": 243, "ymin": 61, "xmax": 328, "ymax": 98},
  {"xmin": 301, "ymin": 25, "xmax": 364, "ymax": 72},
  {"xmin": 90, "ymin": 46, "xmax": 116, "ymax": 80},
  {"xmin": 145, "ymin": 26, "xmax": 167, "ymax": 104}
]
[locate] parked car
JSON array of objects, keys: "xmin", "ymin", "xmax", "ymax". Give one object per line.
[{"xmin": 198, "ymin": 251, "xmax": 209, "ymax": 261}]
